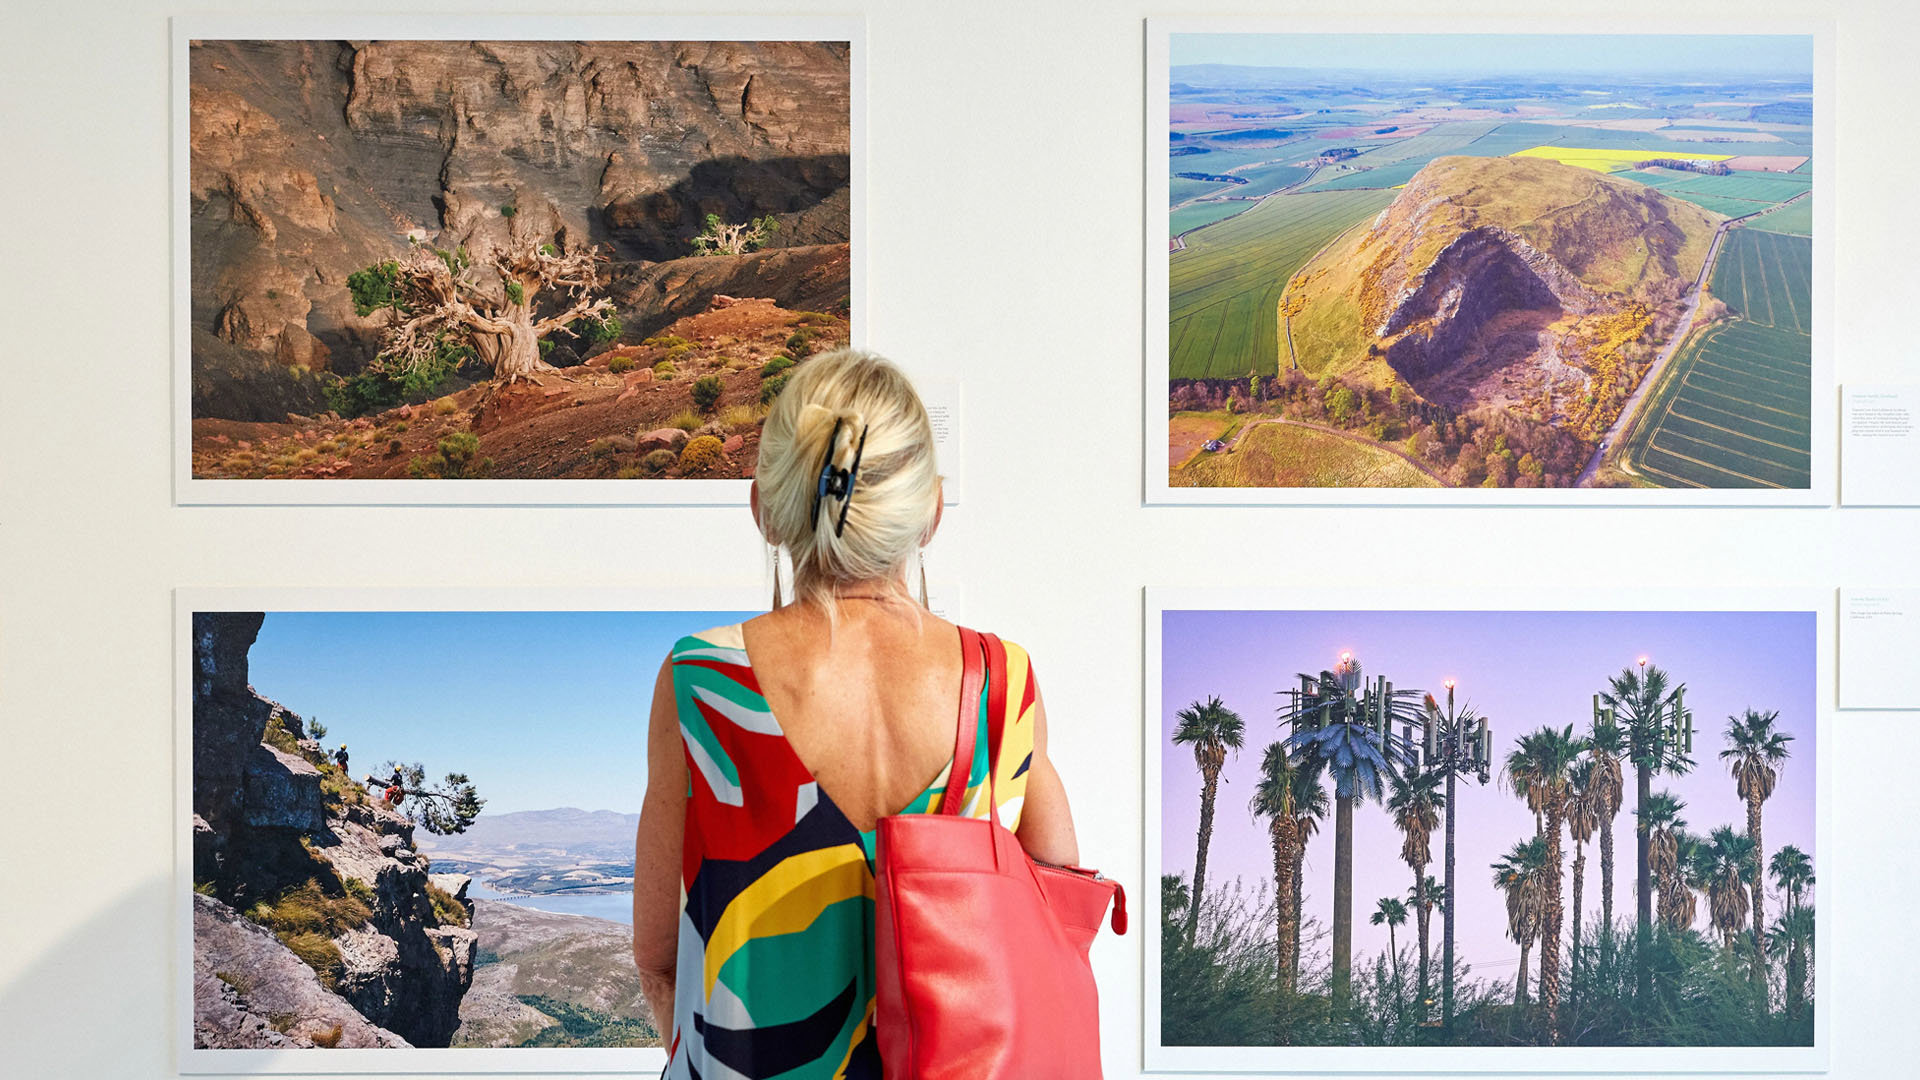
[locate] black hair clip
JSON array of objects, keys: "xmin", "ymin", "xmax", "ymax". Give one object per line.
[{"xmin": 812, "ymin": 418, "xmax": 869, "ymax": 537}]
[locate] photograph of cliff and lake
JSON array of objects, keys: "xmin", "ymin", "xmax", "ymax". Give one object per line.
[
  {"xmin": 1163, "ymin": 33, "xmax": 1817, "ymax": 492},
  {"xmin": 183, "ymin": 34, "xmax": 852, "ymax": 490},
  {"xmin": 1156, "ymin": 608, "xmax": 1817, "ymax": 1055},
  {"xmin": 188, "ymin": 608, "xmax": 750, "ymax": 1055}
]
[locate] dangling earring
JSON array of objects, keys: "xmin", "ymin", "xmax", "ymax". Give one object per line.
[
  {"xmin": 917, "ymin": 547, "xmax": 930, "ymax": 610},
  {"xmin": 770, "ymin": 544, "xmax": 785, "ymax": 611}
]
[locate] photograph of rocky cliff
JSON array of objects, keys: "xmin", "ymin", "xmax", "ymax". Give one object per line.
[
  {"xmin": 183, "ymin": 33, "xmax": 853, "ymax": 491},
  {"xmin": 187, "ymin": 604, "xmax": 752, "ymax": 1064},
  {"xmin": 1164, "ymin": 31, "xmax": 1816, "ymax": 492}
]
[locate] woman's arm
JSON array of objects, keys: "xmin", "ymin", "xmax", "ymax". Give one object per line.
[
  {"xmin": 1014, "ymin": 676, "xmax": 1080, "ymax": 866},
  {"xmin": 632, "ymin": 655, "xmax": 686, "ymax": 1040}
]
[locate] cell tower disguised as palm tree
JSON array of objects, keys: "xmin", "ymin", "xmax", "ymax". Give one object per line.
[
  {"xmin": 1721, "ymin": 708, "xmax": 1792, "ymax": 1000},
  {"xmin": 1277, "ymin": 653, "xmax": 1428, "ymax": 1020},
  {"xmin": 1173, "ymin": 695, "xmax": 1246, "ymax": 944},
  {"xmin": 1596, "ymin": 658, "xmax": 1694, "ymax": 1005},
  {"xmin": 1421, "ymin": 679, "xmax": 1494, "ymax": 1034}
]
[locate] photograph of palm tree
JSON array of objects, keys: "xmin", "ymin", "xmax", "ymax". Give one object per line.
[{"xmin": 1156, "ymin": 607, "xmax": 1816, "ymax": 1055}]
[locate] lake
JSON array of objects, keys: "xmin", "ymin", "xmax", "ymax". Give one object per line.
[{"xmin": 467, "ymin": 879, "xmax": 634, "ymax": 925}]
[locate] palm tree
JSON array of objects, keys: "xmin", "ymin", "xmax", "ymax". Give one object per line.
[
  {"xmin": 1721, "ymin": 708, "xmax": 1792, "ymax": 996},
  {"xmin": 1250, "ymin": 743, "xmax": 1305, "ymax": 999},
  {"xmin": 1703, "ymin": 825, "xmax": 1756, "ymax": 953},
  {"xmin": 1280, "ymin": 658, "xmax": 1423, "ymax": 1018},
  {"xmin": 1662, "ymin": 828, "xmax": 1706, "ymax": 933},
  {"xmin": 1173, "ymin": 696, "xmax": 1245, "ymax": 943},
  {"xmin": 1386, "ymin": 767, "xmax": 1445, "ymax": 1014},
  {"xmin": 1407, "ymin": 874, "xmax": 1443, "ymax": 1011},
  {"xmin": 1767, "ymin": 904, "xmax": 1816, "ymax": 1021},
  {"xmin": 1642, "ymin": 790, "xmax": 1689, "ymax": 930},
  {"xmin": 1503, "ymin": 724, "xmax": 1587, "ymax": 1042},
  {"xmin": 1564, "ymin": 758, "xmax": 1601, "ymax": 1005},
  {"xmin": 1584, "ymin": 719, "xmax": 1627, "ymax": 953},
  {"xmin": 1770, "ymin": 845, "xmax": 1814, "ymax": 918},
  {"xmin": 1286, "ymin": 762, "xmax": 1329, "ymax": 988},
  {"xmin": 1492, "ymin": 837, "xmax": 1549, "ymax": 1012},
  {"xmin": 1370, "ymin": 897, "xmax": 1410, "ymax": 1005},
  {"xmin": 1599, "ymin": 662, "xmax": 1689, "ymax": 1003}
]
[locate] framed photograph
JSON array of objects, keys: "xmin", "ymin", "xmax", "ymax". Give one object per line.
[
  {"xmin": 1146, "ymin": 18, "xmax": 1833, "ymax": 505},
  {"xmin": 173, "ymin": 16, "xmax": 863, "ymax": 505},
  {"xmin": 1144, "ymin": 586, "xmax": 1828, "ymax": 1073},
  {"xmin": 175, "ymin": 586, "xmax": 763, "ymax": 1073}
]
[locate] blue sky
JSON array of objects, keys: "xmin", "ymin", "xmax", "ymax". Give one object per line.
[
  {"xmin": 1161, "ymin": 608, "xmax": 1816, "ymax": 974},
  {"xmin": 1171, "ymin": 33, "xmax": 1813, "ymax": 80},
  {"xmin": 245, "ymin": 610, "xmax": 755, "ymax": 815}
]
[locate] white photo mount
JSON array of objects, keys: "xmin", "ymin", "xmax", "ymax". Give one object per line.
[
  {"xmin": 1144, "ymin": 17, "xmax": 1836, "ymax": 507},
  {"xmin": 172, "ymin": 16, "xmax": 867, "ymax": 507},
  {"xmin": 1142, "ymin": 585, "xmax": 1831, "ymax": 1074},
  {"xmin": 174, "ymin": 585, "xmax": 768, "ymax": 1075}
]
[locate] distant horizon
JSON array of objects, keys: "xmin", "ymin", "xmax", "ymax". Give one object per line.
[
  {"xmin": 1171, "ymin": 33, "xmax": 1814, "ymax": 81},
  {"xmin": 244, "ymin": 610, "xmax": 757, "ymax": 816}
]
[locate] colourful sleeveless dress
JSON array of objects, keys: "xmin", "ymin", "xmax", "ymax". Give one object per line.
[{"xmin": 666, "ymin": 624, "xmax": 1036, "ymax": 1079}]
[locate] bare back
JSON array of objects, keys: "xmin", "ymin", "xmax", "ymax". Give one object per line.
[{"xmin": 741, "ymin": 601, "xmax": 969, "ymax": 832}]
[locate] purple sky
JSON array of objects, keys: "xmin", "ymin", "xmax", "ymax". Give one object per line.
[{"xmin": 1160, "ymin": 609, "xmax": 1816, "ymax": 984}]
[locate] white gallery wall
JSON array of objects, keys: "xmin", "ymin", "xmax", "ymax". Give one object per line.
[{"xmin": 1, "ymin": 0, "xmax": 1916, "ymax": 1077}]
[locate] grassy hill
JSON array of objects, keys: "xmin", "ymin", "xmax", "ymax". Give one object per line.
[{"xmin": 1288, "ymin": 155, "xmax": 1721, "ymax": 390}]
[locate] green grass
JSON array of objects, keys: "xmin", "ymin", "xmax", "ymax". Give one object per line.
[
  {"xmin": 1711, "ymin": 229, "xmax": 1813, "ymax": 334},
  {"xmin": 1304, "ymin": 160, "xmax": 1429, "ymax": 191},
  {"xmin": 1173, "ymin": 421, "xmax": 1438, "ymax": 488},
  {"xmin": 1749, "ymin": 195, "xmax": 1812, "ymax": 236},
  {"xmin": 1655, "ymin": 192, "xmax": 1771, "ymax": 218},
  {"xmin": 1171, "ymin": 176, "xmax": 1234, "ymax": 205},
  {"xmin": 1170, "ymin": 189, "xmax": 1396, "ymax": 380},
  {"xmin": 1632, "ymin": 229, "xmax": 1812, "ymax": 489},
  {"xmin": 1229, "ymin": 162, "xmax": 1313, "ymax": 197},
  {"xmin": 1171, "ymin": 201, "xmax": 1254, "ymax": 237}
]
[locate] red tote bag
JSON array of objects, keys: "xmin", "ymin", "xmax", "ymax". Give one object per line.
[{"xmin": 873, "ymin": 628, "xmax": 1126, "ymax": 1079}]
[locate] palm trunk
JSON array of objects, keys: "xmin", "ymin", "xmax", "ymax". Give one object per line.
[
  {"xmin": 1570, "ymin": 842, "xmax": 1586, "ymax": 1011},
  {"xmin": 1273, "ymin": 821, "xmax": 1296, "ymax": 998},
  {"xmin": 1747, "ymin": 795, "xmax": 1768, "ymax": 1006},
  {"xmin": 1786, "ymin": 942, "xmax": 1806, "ymax": 1021},
  {"xmin": 1516, "ymin": 939, "xmax": 1531, "ymax": 1008},
  {"xmin": 1599, "ymin": 810, "xmax": 1616, "ymax": 957},
  {"xmin": 1541, "ymin": 804, "xmax": 1565, "ymax": 1044},
  {"xmin": 1634, "ymin": 763, "xmax": 1653, "ymax": 1006},
  {"xmin": 1389, "ymin": 925, "xmax": 1402, "ymax": 1008},
  {"xmin": 1415, "ymin": 870, "xmax": 1431, "ymax": 1018},
  {"xmin": 1332, "ymin": 795, "xmax": 1355, "ymax": 1020},
  {"xmin": 1188, "ymin": 766, "xmax": 1221, "ymax": 944},
  {"xmin": 1290, "ymin": 840, "xmax": 1307, "ymax": 989}
]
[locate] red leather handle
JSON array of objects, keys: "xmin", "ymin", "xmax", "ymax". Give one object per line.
[{"xmin": 938, "ymin": 627, "xmax": 986, "ymax": 816}]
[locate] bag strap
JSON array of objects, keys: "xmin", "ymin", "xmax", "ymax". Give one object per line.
[{"xmin": 938, "ymin": 627, "xmax": 987, "ymax": 816}]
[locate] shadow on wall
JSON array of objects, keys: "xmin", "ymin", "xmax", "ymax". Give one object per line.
[{"xmin": 0, "ymin": 875, "xmax": 175, "ymax": 1075}]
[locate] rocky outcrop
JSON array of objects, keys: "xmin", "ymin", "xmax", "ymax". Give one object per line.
[
  {"xmin": 189, "ymin": 39, "xmax": 852, "ymax": 420},
  {"xmin": 1379, "ymin": 226, "xmax": 1605, "ymax": 383},
  {"xmin": 192, "ymin": 613, "xmax": 478, "ymax": 1049},
  {"xmin": 194, "ymin": 893, "xmax": 409, "ymax": 1049}
]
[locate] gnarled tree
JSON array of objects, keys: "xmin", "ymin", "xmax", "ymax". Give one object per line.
[{"xmin": 353, "ymin": 237, "xmax": 617, "ymax": 384}]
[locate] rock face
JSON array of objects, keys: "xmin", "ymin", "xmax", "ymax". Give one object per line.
[
  {"xmin": 189, "ymin": 38, "xmax": 852, "ymax": 421},
  {"xmin": 193, "ymin": 893, "xmax": 410, "ymax": 1049},
  {"xmin": 191, "ymin": 612, "xmax": 478, "ymax": 1049},
  {"xmin": 1378, "ymin": 225, "xmax": 1604, "ymax": 383},
  {"xmin": 1294, "ymin": 154, "xmax": 1721, "ymax": 406}
]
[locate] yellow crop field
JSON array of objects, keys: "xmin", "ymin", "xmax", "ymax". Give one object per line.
[{"xmin": 1511, "ymin": 145, "xmax": 1732, "ymax": 173}]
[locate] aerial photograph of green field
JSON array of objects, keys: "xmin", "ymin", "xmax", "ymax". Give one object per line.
[{"xmin": 1163, "ymin": 32, "xmax": 1816, "ymax": 492}]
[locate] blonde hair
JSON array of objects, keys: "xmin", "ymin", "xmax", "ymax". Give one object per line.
[{"xmin": 756, "ymin": 349, "xmax": 941, "ymax": 610}]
